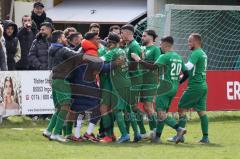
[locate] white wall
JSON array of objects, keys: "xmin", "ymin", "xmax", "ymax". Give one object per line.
[
  {"xmin": 14, "ymin": 1, "xmax": 34, "ymax": 27},
  {"xmin": 41, "ymin": 0, "xmax": 54, "ymax": 9}
]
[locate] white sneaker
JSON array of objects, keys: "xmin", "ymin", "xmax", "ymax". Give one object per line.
[
  {"xmin": 141, "ymin": 133, "xmax": 151, "ymax": 140},
  {"xmin": 149, "ymin": 129, "xmax": 156, "ymax": 140},
  {"xmin": 50, "ymin": 134, "xmax": 67, "ymax": 143},
  {"xmin": 42, "ymin": 130, "xmax": 51, "ymax": 139}
]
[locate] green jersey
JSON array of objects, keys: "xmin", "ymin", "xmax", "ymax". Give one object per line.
[
  {"xmin": 155, "ymin": 51, "xmax": 187, "ymax": 92},
  {"xmin": 141, "ymin": 45, "xmax": 161, "ymax": 84},
  {"xmin": 99, "ymin": 46, "xmax": 110, "ymax": 89},
  {"xmin": 124, "ymin": 39, "xmax": 142, "ymax": 78},
  {"xmin": 188, "ymin": 48, "xmax": 207, "ymax": 86},
  {"xmin": 98, "ymin": 45, "xmax": 107, "ymax": 57},
  {"xmin": 102, "ymin": 47, "xmax": 131, "ymax": 89}
]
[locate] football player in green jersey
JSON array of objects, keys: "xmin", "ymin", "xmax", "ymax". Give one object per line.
[
  {"xmin": 99, "ymin": 33, "xmax": 140, "ymax": 143},
  {"xmin": 121, "ymin": 24, "xmax": 142, "ymax": 142},
  {"xmin": 131, "ymin": 36, "xmax": 188, "ymax": 144},
  {"xmin": 138, "ymin": 29, "xmax": 161, "ymax": 139},
  {"xmin": 168, "ymin": 33, "xmax": 209, "ymax": 143}
]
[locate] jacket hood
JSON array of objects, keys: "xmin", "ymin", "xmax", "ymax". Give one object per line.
[
  {"xmin": 3, "ymin": 20, "xmax": 18, "ymax": 38},
  {"xmin": 81, "ymin": 39, "xmax": 98, "ymax": 57},
  {"xmin": 49, "ymin": 43, "xmax": 64, "ymax": 57}
]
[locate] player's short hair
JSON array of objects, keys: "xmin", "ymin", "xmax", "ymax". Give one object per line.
[
  {"xmin": 108, "ymin": 32, "xmax": 120, "ymax": 43},
  {"xmin": 121, "ymin": 24, "xmax": 134, "ymax": 34},
  {"xmin": 68, "ymin": 32, "xmax": 82, "ymax": 41},
  {"xmin": 190, "ymin": 33, "xmax": 202, "ymax": 43},
  {"xmin": 89, "ymin": 23, "xmax": 100, "ymax": 30},
  {"xmin": 22, "ymin": 15, "xmax": 31, "ymax": 22},
  {"xmin": 109, "ymin": 25, "xmax": 120, "ymax": 32},
  {"xmin": 144, "ymin": 29, "xmax": 158, "ymax": 42},
  {"xmin": 63, "ymin": 27, "xmax": 77, "ymax": 37},
  {"xmin": 51, "ymin": 30, "xmax": 64, "ymax": 43},
  {"xmin": 161, "ymin": 36, "xmax": 174, "ymax": 45},
  {"xmin": 85, "ymin": 32, "xmax": 98, "ymax": 40},
  {"xmin": 40, "ymin": 22, "xmax": 54, "ymax": 32}
]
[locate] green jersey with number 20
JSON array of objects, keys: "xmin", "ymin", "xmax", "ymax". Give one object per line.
[
  {"xmin": 188, "ymin": 48, "xmax": 207, "ymax": 86},
  {"xmin": 155, "ymin": 51, "xmax": 187, "ymax": 92}
]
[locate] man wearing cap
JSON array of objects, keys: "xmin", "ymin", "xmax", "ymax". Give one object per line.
[{"xmin": 31, "ymin": 2, "xmax": 53, "ymax": 30}]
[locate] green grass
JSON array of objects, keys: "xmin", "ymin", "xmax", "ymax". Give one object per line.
[{"xmin": 0, "ymin": 111, "xmax": 240, "ymax": 159}]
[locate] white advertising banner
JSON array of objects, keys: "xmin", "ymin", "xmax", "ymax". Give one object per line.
[{"xmin": 0, "ymin": 71, "xmax": 55, "ymax": 117}]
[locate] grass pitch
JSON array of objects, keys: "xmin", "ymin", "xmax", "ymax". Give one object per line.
[{"xmin": 0, "ymin": 111, "xmax": 240, "ymax": 159}]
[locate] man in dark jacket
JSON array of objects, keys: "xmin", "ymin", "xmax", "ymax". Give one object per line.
[
  {"xmin": 31, "ymin": 2, "xmax": 52, "ymax": 31},
  {"xmin": 3, "ymin": 20, "xmax": 21, "ymax": 70},
  {"xmin": 42, "ymin": 30, "xmax": 83, "ymax": 142},
  {"xmin": 28, "ymin": 22, "xmax": 53, "ymax": 70},
  {"xmin": 17, "ymin": 15, "xmax": 38, "ymax": 70}
]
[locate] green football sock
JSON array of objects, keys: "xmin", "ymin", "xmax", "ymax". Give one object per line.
[
  {"xmin": 129, "ymin": 111, "xmax": 139, "ymax": 135},
  {"xmin": 53, "ymin": 108, "xmax": 68, "ymax": 135},
  {"xmin": 98, "ymin": 119, "xmax": 104, "ymax": 134},
  {"xmin": 124, "ymin": 112, "xmax": 130, "ymax": 134},
  {"xmin": 65, "ymin": 121, "xmax": 73, "ymax": 136},
  {"xmin": 109, "ymin": 112, "xmax": 114, "ymax": 135},
  {"xmin": 102, "ymin": 114, "xmax": 112, "ymax": 136},
  {"xmin": 164, "ymin": 116, "xmax": 178, "ymax": 129},
  {"xmin": 115, "ymin": 111, "xmax": 128, "ymax": 136},
  {"xmin": 178, "ymin": 115, "xmax": 187, "ymax": 128},
  {"xmin": 156, "ymin": 121, "xmax": 164, "ymax": 137},
  {"xmin": 47, "ymin": 111, "xmax": 59, "ymax": 132},
  {"xmin": 148, "ymin": 113, "xmax": 157, "ymax": 131},
  {"xmin": 200, "ymin": 115, "xmax": 208, "ymax": 137},
  {"xmin": 136, "ymin": 109, "xmax": 146, "ymax": 134}
]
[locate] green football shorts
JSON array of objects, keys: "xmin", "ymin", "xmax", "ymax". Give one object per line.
[
  {"xmin": 52, "ymin": 79, "xmax": 72, "ymax": 108},
  {"xmin": 179, "ymin": 85, "xmax": 208, "ymax": 112}
]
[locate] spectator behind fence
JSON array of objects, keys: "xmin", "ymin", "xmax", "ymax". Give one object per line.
[
  {"xmin": 0, "ymin": 24, "xmax": 8, "ymax": 71},
  {"xmin": 31, "ymin": 2, "xmax": 53, "ymax": 31},
  {"xmin": 28, "ymin": 22, "xmax": 53, "ymax": 70},
  {"xmin": 17, "ymin": 15, "xmax": 38, "ymax": 70},
  {"xmin": 3, "ymin": 20, "xmax": 21, "ymax": 70}
]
